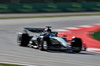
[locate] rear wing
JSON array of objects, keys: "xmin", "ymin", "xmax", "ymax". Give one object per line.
[{"xmin": 24, "ymin": 28, "xmax": 45, "ymax": 33}]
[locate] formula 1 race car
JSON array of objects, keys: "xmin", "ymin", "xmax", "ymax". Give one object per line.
[{"xmin": 17, "ymin": 26, "xmax": 86, "ymax": 53}]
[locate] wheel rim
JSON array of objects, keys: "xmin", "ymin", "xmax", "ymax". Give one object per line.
[{"xmin": 43, "ymin": 41, "xmax": 48, "ymax": 50}]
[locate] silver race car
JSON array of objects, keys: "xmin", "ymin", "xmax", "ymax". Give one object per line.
[{"xmin": 17, "ymin": 26, "xmax": 86, "ymax": 53}]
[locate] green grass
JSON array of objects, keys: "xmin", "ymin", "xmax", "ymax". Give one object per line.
[
  {"xmin": 0, "ymin": 63, "xmax": 26, "ymax": 66},
  {"xmin": 92, "ymin": 30, "xmax": 100, "ymax": 41},
  {"xmin": 0, "ymin": 13, "xmax": 100, "ymax": 19}
]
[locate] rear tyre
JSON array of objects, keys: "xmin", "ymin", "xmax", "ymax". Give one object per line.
[
  {"xmin": 43, "ymin": 41, "xmax": 48, "ymax": 50},
  {"xmin": 39, "ymin": 40, "xmax": 48, "ymax": 51},
  {"xmin": 17, "ymin": 33, "xmax": 29, "ymax": 47}
]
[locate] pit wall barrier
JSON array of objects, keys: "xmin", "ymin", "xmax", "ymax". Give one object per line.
[{"xmin": 0, "ymin": 2, "xmax": 100, "ymax": 13}]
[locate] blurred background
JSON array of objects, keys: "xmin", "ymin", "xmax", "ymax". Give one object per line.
[{"xmin": 0, "ymin": 0, "xmax": 100, "ymax": 13}]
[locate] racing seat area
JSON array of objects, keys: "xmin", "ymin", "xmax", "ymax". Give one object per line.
[
  {"xmin": 39, "ymin": 31, "xmax": 58, "ymax": 47},
  {"xmin": 50, "ymin": 32, "xmax": 58, "ymax": 37}
]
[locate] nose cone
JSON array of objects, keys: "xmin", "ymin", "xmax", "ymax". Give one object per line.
[{"xmin": 55, "ymin": 37, "xmax": 70, "ymax": 49}]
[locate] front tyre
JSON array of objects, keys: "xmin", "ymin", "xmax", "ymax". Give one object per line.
[
  {"xmin": 71, "ymin": 47, "xmax": 81, "ymax": 53},
  {"xmin": 71, "ymin": 37, "xmax": 82, "ymax": 53},
  {"xmin": 72, "ymin": 50, "xmax": 81, "ymax": 53}
]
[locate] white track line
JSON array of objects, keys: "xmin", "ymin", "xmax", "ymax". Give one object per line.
[
  {"xmin": 53, "ymin": 29, "xmax": 69, "ymax": 31},
  {"xmin": 64, "ymin": 27, "xmax": 80, "ymax": 30},
  {"xmin": 87, "ymin": 48, "xmax": 100, "ymax": 53},
  {"xmin": 78, "ymin": 25, "xmax": 93, "ymax": 28},
  {"xmin": 87, "ymin": 48, "xmax": 100, "ymax": 51}
]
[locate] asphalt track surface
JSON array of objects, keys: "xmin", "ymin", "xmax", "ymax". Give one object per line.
[{"xmin": 0, "ymin": 16, "xmax": 100, "ymax": 66}]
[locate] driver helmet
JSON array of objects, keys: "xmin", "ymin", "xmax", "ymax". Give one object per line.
[
  {"xmin": 43, "ymin": 28, "xmax": 51, "ymax": 32},
  {"xmin": 43, "ymin": 28, "xmax": 48, "ymax": 32}
]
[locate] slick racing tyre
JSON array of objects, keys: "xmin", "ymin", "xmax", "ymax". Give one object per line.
[
  {"xmin": 72, "ymin": 50, "xmax": 81, "ymax": 53},
  {"xmin": 71, "ymin": 47, "xmax": 81, "ymax": 53},
  {"xmin": 39, "ymin": 40, "xmax": 48, "ymax": 51},
  {"xmin": 71, "ymin": 37, "xmax": 82, "ymax": 53},
  {"xmin": 17, "ymin": 33, "xmax": 29, "ymax": 47}
]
